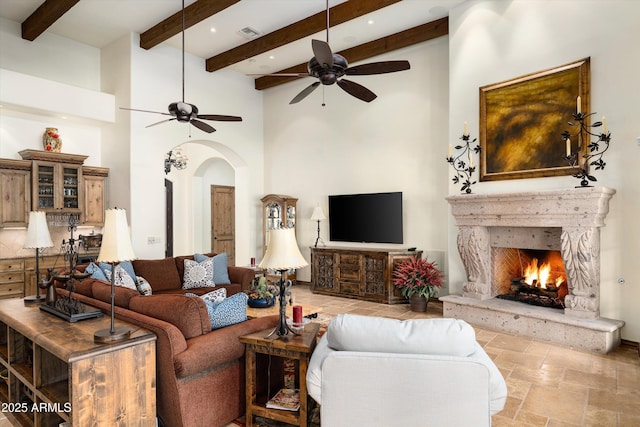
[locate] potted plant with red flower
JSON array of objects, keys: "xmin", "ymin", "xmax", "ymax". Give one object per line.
[{"xmin": 393, "ymin": 257, "xmax": 444, "ymax": 312}]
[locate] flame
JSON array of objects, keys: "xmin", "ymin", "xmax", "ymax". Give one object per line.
[{"xmin": 523, "ymin": 258, "xmax": 553, "ymax": 289}]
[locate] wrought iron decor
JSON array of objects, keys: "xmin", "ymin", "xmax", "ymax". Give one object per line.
[
  {"xmin": 447, "ymin": 126, "xmax": 480, "ymax": 194},
  {"xmin": 479, "ymin": 58, "xmax": 590, "ymax": 181},
  {"xmin": 562, "ymin": 111, "xmax": 610, "ymax": 187}
]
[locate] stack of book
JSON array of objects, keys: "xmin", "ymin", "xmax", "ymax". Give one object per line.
[{"xmin": 266, "ymin": 388, "xmax": 300, "ymax": 411}]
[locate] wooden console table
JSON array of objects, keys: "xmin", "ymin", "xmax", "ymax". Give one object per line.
[
  {"xmin": 311, "ymin": 247, "xmax": 422, "ymax": 304},
  {"xmin": 0, "ymin": 299, "xmax": 156, "ymax": 426},
  {"xmin": 240, "ymin": 322, "xmax": 320, "ymax": 427}
]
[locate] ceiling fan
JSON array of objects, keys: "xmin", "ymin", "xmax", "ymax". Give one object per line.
[
  {"xmin": 267, "ymin": 0, "xmax": 411, "ymax": 104},
  {"xmin": 121, "ymin": 0, "xmax": 242, "ymax": 133}
]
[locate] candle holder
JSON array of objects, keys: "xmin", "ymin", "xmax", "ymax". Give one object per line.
[
  {"xmin": 446, "ymin": 133, "xmax": 480, "ymax": 194},
  {"xmin": 562, "ymin": 112, "xmax": 611, "ymax": 187}
]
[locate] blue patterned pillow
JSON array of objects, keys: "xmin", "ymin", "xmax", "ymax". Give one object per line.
[
  {"xmin": 205, "ymin": 292, "xmax": 248, "ymax": 330},
  {"xmin": 182, "ymin": 258, "xmax": 215, "ymax": 289},
  {"xmin": 194, "ymin": 253, "xmax": 231, "ymax": 285},
  {"xmin": 99, "ymin": 261, "xmax": 136, "ymax": 283},
  {"xmin": 85, "ymin": 262, "xmax": 107, "ymax": 281},
  {"xmin": 200, "ymin": 287, "xmax": 227, "ymax": 303}
]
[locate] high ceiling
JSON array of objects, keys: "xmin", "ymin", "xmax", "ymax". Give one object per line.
[{"xmin": 0, "ymin": 0, "xmax": 465, "ymax": 90}]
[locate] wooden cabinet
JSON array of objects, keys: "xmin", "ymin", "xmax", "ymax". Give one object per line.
[
  {"xmin": 0, "ymin": 298, "xmax": 156, "ymax": 426},
  {"xmin": 0, "ymin": 159, "xmax": 31, "ymax": 227},
  {"xmin": 261, "ymin": 194, "xmax": 298, "ymax": 284},
  {"xmin": 81, "ymin": 166, "xmax": 109, "ymax": 226},
  {"xmin": 311, "ymin": 247, "xmax": 422, "ymax": 304},
  {"xmin": 0, "ymin": 259, "xmax": 24, "ymax": 300}
]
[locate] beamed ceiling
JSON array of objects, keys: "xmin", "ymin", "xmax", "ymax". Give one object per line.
[{"xmin": 9, "ymin": 0, "xmax": 461, "ymax": 91}]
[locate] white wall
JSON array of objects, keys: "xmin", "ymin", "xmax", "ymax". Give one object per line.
[
  {"xmin": 448, "ymin": 0, "xmax": 640, "ymax": 341},
  {"xmin": 263, "ymin": 37, "xmax": 451, "ymax": 283}
]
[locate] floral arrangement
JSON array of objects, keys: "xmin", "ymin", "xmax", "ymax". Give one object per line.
[{"xmin": 393, "ymin": 257, "xmax": 444, "ymax": 300}]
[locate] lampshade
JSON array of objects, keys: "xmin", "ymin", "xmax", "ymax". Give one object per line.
[
  {"xmin": 24, "ymin": 211, "xmax": 53, "ymax": 249},
  {"xmin": 310, "ymin": 206, "xmax": 326, "ymax": 221},
  {"xmin": 259, "ymin": 228, "xmax": 308, "ymax": 270},
  {"xmin": 97, "ymin": 208, "xmax": 136, "ymax": 263}
]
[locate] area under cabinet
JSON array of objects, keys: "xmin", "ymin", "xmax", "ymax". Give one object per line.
[{"xmin": 0, "ymin": 298, "xmax": 156, "ymax": 426}]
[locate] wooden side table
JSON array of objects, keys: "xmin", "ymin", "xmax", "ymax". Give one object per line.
[{"xmin": 240, "ymin": 322, "xmax": 320, "ymax": 427}]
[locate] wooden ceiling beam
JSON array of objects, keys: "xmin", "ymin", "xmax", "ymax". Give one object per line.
[
  {"xmin": 254, "ymin": 16, "xmax": 448, "ymax": 91},
  {"xmin": 205, "ymin": 0, "xmax": 402, "ymax": 73},
  {"xmin": 140, "ymin": 0, "xmax": 241, "ymax": 50},
  {"xmin": 21, "ymin": 0, "xmax": 80, "ymax": 41}
]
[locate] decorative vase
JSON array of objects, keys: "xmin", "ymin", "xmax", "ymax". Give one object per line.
[
  {"xmin": 43, "ymin": 127, "xmax": 62, "ymax": 152},
  {"xmin": 247, "ymin": 296, "xmax": 276, "ymax": 308},
  {"xmin": 409, "ymin": 294, "xmax": 428, "ymax": 312}
]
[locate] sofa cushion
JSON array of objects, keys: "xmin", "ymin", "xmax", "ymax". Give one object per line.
[
  {"xmin": 85, "ymin": 262, "xmax": 108, "ymax": 281},
  {"xmin": 182, "ymin": 258, "xmax": 215, "ymax": 289},
  {"xmin": 102, "ymin": 264, "xmax": 138, "ymax": 291},
  {"xmin": 205, "ymin": 292, "xmax": 248, "ymax": 330},
  {"xmin": 132, "ymin": 257, "xmax": 182, "ymax": 292},
  {"xmin": 91, "ymin": 280, "xmax": 139, "ymax": 309},
  {"xmin": 327, "ymin": 314, "xmax": 476, "ymax": 357},
  {"xmin": 99, "ymin": 261, "xmax": 136, "ymax": 283},
  {"xmin": 135, "ymin": 276, "xmax": 153, "ymax": 296},
  {"xmin": 129, "ymin": 294, "xmax": 211, "ymax": 339},
  {"xmin": 199, "ymin": 288, "xmax": 227, "ymax": 304},
  {"xmin": 194, "ymin": 253, "xmax": 231, "ymax": 285}
]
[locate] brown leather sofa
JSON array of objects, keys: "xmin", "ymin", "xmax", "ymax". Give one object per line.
[{"xmin": 55, "ymin": 254, "xmax": 278, "ymax": 427}]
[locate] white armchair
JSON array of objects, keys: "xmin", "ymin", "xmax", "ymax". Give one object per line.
[{"xmin": 307, "ymin": 314, "xmax": 507, "ymax": 427}]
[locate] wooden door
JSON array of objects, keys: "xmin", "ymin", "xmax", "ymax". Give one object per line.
[
  {"xmin": 211, "ymin": 185, "xmax": 235, "ymax": 266},
  {"xmin": 165, "ymin": 179, "xmax": 173, "ymax": 257}
]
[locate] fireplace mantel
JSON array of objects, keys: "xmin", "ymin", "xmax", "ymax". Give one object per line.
[
  {"xmin": 446, "ymin": 186, "xmax": 615, "ymax": 228},
  {"xmin": 443, "ymin": 187, "xmax": 624, "ymax": 353}
]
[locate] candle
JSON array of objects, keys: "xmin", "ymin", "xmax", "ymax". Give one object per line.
[
  {"xmin": 293, "ymin": 305, "xmax": 302, "ymax": 324},
  {"xmin": 469, "ymin": 155, "xmax": 473, "ymax": 168},
  {"xmin": 566, "ymin": 138, "xmax": 571, "ymax": 156},
  {"xmin": 448, "ymin": 144, "xmax": 453, "ymax": 158},
  {"xmin": 576, "ymin": 96, "xmax": 581, "ymax": 114},
  {"xmin": 602, "ymin": 116, "xmax": 607, "ymax": 134},
  {"xmin": 463, "ymin": 121, "xmax": 468, "ymax": 136}
]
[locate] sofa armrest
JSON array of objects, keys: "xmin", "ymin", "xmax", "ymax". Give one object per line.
[
  {"xmin": 129, "ymin": 295, "xmax": 211, "ymax": 339},
  {"xmin": 173, "ymin": 315, "xmax": 279, "ymax": 379},
  {"xmin": 227, "ymin": 266, "xmax": 255, "ymax": 290}
]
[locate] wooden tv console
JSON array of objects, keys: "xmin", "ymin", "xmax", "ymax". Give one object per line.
[{"xmin": 310, "ymin": 247, "xmax": 422, "ymax": 304}]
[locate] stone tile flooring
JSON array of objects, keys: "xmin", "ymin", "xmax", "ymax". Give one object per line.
[{"xmin": 233, "ymin": 284, "xmax": 640, "ymax": 427}]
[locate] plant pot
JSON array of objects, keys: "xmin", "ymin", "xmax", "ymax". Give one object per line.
[
  {"xmin": 247, "ymin": 296, "xmax": 275, "ymax": 308},
  {"xmin": 409, "ymin": 294, "xmax": 428, "ymax": 312}
]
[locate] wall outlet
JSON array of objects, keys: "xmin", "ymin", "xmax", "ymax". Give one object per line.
[
  {"xmin": 147, "ymin": 236, "xmax": 161, "ymax": 244},
  {"xmin": 637, "ymin": 136, "xmax": 640, "ymax": 146}
]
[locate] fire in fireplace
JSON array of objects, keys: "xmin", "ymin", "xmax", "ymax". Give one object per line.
[{"xmin": 494, "ymin": 248, "xmax": 568, "ymax": 309}]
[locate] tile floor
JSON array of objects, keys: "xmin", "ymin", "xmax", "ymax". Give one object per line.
[
  {"xmin": 2, "ymin": 284, "xmax": 636, "ymax": 427},
  {"xmin": 266, "ymin": 284, "xmax": 640, "ymax": 427}
]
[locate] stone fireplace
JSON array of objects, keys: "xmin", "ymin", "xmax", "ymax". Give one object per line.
[{"xmin": 441, "ymin": 187, "xmax": 624, "ymax": 353}]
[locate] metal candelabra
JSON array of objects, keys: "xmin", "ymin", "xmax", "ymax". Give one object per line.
[
  {"xmin": 562, "ymin": 112, "xmax": 611, "ymax": 187},
  {"xmin": 446, "ymin": 132, "xmax": 480, "ymax": 194}
]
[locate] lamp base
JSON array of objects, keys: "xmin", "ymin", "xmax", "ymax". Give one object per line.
[
  {"xmin": 23, "ymin": 294, "xmax": 45, "ymax": 303},
  {"xmin": 94, "ymin": 326, "xmax": 131, "ymax": 343}
]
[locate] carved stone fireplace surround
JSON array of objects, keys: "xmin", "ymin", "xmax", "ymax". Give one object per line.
[{"xmin": 441, "ymin": 187, "xmax": 624, "ymax": 353}]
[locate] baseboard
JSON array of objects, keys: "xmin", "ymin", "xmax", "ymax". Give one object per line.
[{"xmin": 295, "ymin": 280, "xmax": 311, "ymax": 286}]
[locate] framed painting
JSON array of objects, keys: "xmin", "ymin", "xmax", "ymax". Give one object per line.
[{"xmin": 479, "ymin": 58, "xmax": 590, "ymax": 181}]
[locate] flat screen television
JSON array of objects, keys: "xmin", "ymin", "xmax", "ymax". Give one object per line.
[{"xmin": 328, "ymin": 192, "xmax": 403, "ymax": 244}]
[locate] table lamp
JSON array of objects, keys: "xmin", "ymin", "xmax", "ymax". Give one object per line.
[
  {"xmin": 24, "ymin": 211, "xmax": 54, "ymax": 302},
  {"xmin": 310, "ymin": 205, "xmax": 326, "ymax": 248},
  {"xmin": 94, "ymin": 208, "xmax": 136, "ymax": 343},
  {"xmin": 259, "ymin": 227, "xmax": 308, "ymax": 337}
]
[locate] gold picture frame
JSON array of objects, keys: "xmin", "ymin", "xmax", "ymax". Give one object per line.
[{"xmin": 479, "ymin": 58, "xmax": 590, "ymax": 181}]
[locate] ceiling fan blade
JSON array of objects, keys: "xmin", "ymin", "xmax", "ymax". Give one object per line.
[
  {"xmin": 248, "ymin": 73, "xmax": 309, "ymax": 77},
  {"xmin": 190, "ymin": 119, "xmax": 216, "ymax": 133},
  {"xmin": 312, "ymin": 39, "xmax": 333, "ymax": 68},
  {"xmin": 345, "ymin": 60, "xmax": 411, "ymax": 76},
  {"xmin": 197, "ymin": 114, "xmax": 243, "ymax": 122},
  {"xmin": 121, "ymin": 107, "xmax": 171, "ymax": 116},
  {"xmin": 337, "ymin": 79, "xmax": 377, "ymax": 103},
  {"xmin": 145, "ymin": 118, "xmax": 176, "ymax": 128},
  {"xmin": 289, "ymin": 81, "xmax": 321, "ymax": 104}
]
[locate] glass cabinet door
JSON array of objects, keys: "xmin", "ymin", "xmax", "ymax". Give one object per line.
[
  {"xmin": 62, "ymin": 167, "xmax": 79, "ymax": 209},
  {"xmin": 36, "ymin": 164, "xmax": 55, "ymax": 209}
]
